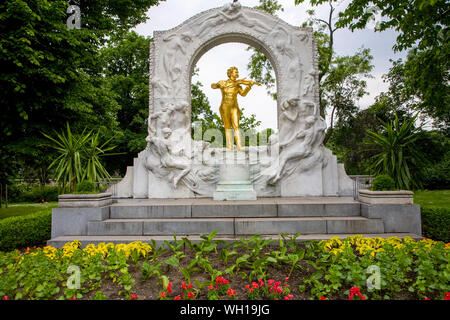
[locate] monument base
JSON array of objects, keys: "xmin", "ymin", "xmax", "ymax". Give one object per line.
[{"xmin": 213, "ymin": 151, "xmax": 257, "ymax": 201}]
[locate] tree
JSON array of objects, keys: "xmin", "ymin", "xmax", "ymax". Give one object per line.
[
  {"xmin": 335, "ymin": 0, "xmax": 449, "ymax": 126},
  {"xmin": 99, "ymin": 31, "xmax": 152, "ymax": 174},
  {"xmin": 321, "ymin": 48, "xmax": 374, "ymax": 144},
  {"xmin": 0, "ymin": 0, "xmax": 161, "ymax": 181},
  {"xmin": 366, "ymin": 114, "xmax": 427, "ymax": 190}
]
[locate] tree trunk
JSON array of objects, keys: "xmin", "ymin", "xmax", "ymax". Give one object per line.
[{"xmin": 323, "ymin": 105, "xmax": 336, "ymax": 145}]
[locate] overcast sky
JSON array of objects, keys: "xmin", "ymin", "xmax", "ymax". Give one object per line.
[{"xmin": 133, "ymin": 0, "xmax": 406, "ymax": 130}]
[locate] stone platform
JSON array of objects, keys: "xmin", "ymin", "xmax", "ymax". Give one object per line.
[{"xmin": 47, "ymin": 197, "xmax": 422, "ymax": 247}]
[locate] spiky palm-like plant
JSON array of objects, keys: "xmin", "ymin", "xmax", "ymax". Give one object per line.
[
  {"xmin": 43, "ymin": 124, "xmax": 119, "ymax": 191},
  {"xmin": 366, "ymin": 114, "xmax": 427, "ymax": 190}
]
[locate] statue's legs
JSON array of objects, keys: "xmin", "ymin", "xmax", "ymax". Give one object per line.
[{"xmin": 231, "ymin": 107, "xmax": 243, "ymax": 151}]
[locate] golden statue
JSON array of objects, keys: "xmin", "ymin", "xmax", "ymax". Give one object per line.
[{"xmin": 211, "ymin": 66, "xmax": 261, "ymax": 151}]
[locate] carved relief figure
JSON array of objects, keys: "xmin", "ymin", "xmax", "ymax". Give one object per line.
[
  {"xmin": 302, "ymin": 71, "xmax": 315, "ymax": 97},
  {"xmin": 149, "ymin": 128, "xmax": 191, "ymax": 188},
  {"xmin": 278, "ymin": 98, "xmax": 300, "ymax": 148},
  {"xmin": 211, "ymin": 66, "xmax": 261, "ymax": 151},
  {"xmin": 162, "ymin": 34, "xmax": 192, "ymax": 92},
  {"xmin": 149, "ymin": 104, "xmax": 173, "ymax": 135},
  {"xmin": 268, "ymin": 116, "xmax": 317, "ymax": 185},
  {"xmin": 195, "ymin": 2, "xmax": 270, "ymax": 38},
  {"xmin": 171, "ymin": 100, "xmax": 190, "ymax": 131},
  {"xmin": 271, "ymin": 27, "xmax": 302, "ymax": 93}
]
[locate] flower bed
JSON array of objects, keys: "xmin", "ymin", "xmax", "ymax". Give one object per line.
[{"xmin": 0, "ymin": 234, "xmax": 449, "ymax": 300}]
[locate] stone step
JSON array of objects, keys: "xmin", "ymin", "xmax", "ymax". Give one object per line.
[
  {"xmin": 109, "ymin": 201, "xmax": 361, "ymax": 219},
  {"xmin": 47, "ymin": 233, "xmax": 423, "ymax": 248},
  {"xmin": 87, "ymin": 216, "xmax": 384, "ymax": 236}
]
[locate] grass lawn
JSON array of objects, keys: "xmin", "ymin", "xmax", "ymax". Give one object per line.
[
  {"xmin": 0, "ymin": 202, "xmax": 57, "ymax": 220},
  {"xmin": 414, "ymin": 190, "xmax": 450, "ymax": 209}
]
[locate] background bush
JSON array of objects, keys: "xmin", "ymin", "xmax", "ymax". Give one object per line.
[
  {"xmin": 75, "ymin": 180, "xmax": 96, "ymax": 193},
  {"xmin": 7, "ymin": 185, "xmax": 59, "ymax": 203},
  {"xmin": 422, "ymin": 152, "xmax": 450, "ymax": 190},
  {"xmin": 0, "ymin": 209, "xmax": 52, "ymax": 251},
  {"xmin": 371, "ymin": 174, "xmax": 396, "ymax": 191},
  {"xmin": 421, "ymin": 206, "xmax": 450, "ymax": 243}
]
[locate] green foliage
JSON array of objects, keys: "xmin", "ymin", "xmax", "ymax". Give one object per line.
[
  {"xmin": 371, "ymin": 174, "xmax": 396, "ymax": 191},
  {"xmin": 75, "ymin": 181, "xmax": 96, "ymax": 194},
  {"xmin": 421, "ymin": 207, "xmax": 450, "ymax": 243},
  {"xmin": 0, "ymin": 0, "xmax": 161, "ymax": 183},
  {"xmin": 99, "ymin": 31, "xmax": 152, "ymax": 174},
  {"xmin": 7, "ymin": 185, "xmax": 59, "ymax": 203},
  {"xmin": 322, "ymin": 47, "xmax": 374, "ymax": 143},
  {"xmin": 335, "ymin": 0, "xmax": 449, "ymax": 126},
  {"xmin": 366, "ymin": 114, "xmax": 427, "ymax": 190},
  {"xmin": 43, "ymin": 123, "xmax": 119, "ymax": 191},
  {"xmin": 0, "ymin": 210, "xmax": 51, "ymax": 251}
]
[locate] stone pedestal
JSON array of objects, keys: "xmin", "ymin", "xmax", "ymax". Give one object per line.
[{"xmin": 213, "ymin": 151, "xmax": 257, "ymax": 201}]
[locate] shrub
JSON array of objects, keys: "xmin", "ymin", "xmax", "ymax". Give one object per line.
[
  {"xmin": 421, "ymin": 206, "xmax": 450, "ymax": 243},
  {"xmin": 422, "ymin": 154, "xmax": 450, "ymax": 190},
  {"xmin": 8, "ymin": 185, "xmax": 59, "ymax": 203},
  {"xmin": 75, "ymin": 180, "xmax": 96, "ymax": 193},
  {"xmin": 0, "ymin": 209, "xmax": 52, "ymax": 251},
  {"xmin": 371, "ymin": 174, "xmax": 396, "ymax": 191}
]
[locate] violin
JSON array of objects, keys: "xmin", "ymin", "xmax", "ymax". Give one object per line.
[{"xmin": 235, "ymin": 78, "xmax": 262, "ymax": 86}]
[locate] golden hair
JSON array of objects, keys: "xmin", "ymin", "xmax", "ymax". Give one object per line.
[{"xmin": 227, "ymin": 66, "xmax": 238, "ymax": 78}]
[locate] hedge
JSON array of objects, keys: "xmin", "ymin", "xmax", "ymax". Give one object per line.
[
  {"xmin": 7, "ymin": 185, "xmax": 59, "ymax": 203},
  {"xmin": 421, "ymin": 206, "xmax": 450, "ymax": 243},
  {"xmin": 0, "ymin": 209, "xmax": 52, "ymax": 252}
]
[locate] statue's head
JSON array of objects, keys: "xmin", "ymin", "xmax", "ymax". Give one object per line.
[
  {"xmin": 227, "ymin": 66, "xmax": 239, "ymax": 80},
  {"xmin": 305, "ymin": 116, "xmax": 316, "ymax": 127},
  {"xmin": 162, "ymin": 127, "xmax": 172, "ymax": 138}
]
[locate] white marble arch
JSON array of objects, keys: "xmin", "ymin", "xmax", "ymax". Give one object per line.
[
  {"xmin": 116, "ymin": 1, "xmax": 354, "ymax": 199},
  {"xmin": 149, "ymin": 2, "xmax": 319, "ymax": 135}
]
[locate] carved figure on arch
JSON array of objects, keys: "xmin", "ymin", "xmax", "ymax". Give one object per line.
[
  {"xmin": 268, "ymin": 116, "xmax": 317, "ymax": 185},
  {"xmin": 162, "ymin": 33, "xmax": 193, "ymax": 92},
  {"xmin": 195, "ymin": 2, "xmax": 271, "ymax": 38},
  {"xmin": 148, "ymin": 127, "xmax": 191, "ymax": 188},
  {"xmin": 149, "ymin": 103, "xmax": 174, "ymax": 136}
]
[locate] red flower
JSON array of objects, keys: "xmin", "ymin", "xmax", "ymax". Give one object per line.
[
  {"xmin": 348, "ymin": 287, "xmax": 366, "ymax": 300},
  {"xmin": 188, "ymin": 283, "xmax": 193, "ymax": 289},
  {"xmin": 208, "ymin": 283, "xmax": 214, "ymax": 290},
  {"xmin": 129, "ymin": 294, "xmax": 138, "ymax": 300},
  {"xmin": 71, "ymin": 297, "xmax": 76, "ymax": 300},
  {"xmin": 444, "ymin": 293, "xmax": 450, "ymax": 300},
  {"xmin": 174, "ymin": 295, "xmax": 181, "ymax": 300},
  {"xmin": 349, "ymin": 287, "xmax": 360, "ymax": 294},
  {"xmin": 284, "ymin": 277, "xmax": 289, "ymax": 282},
  {"xmin": 166, "ymin": 282, "xmax": 173, "ymax": 294},
  {"xmin": 320, "ymin": 296, "xmax": 327, "ymax": 300},
  {"xmin": 187, "ymin": 292, "xmax": 195, "ymax": 299},
  {"xmin": 3, "ymin": 296, "xmax": 8, "ymax": 300},
  {"xmin": 160, "ymin": 292, "xmax": 166, "ymax": 298},
  {"xmin": 268, "ymin": 279, "xmax": 274, "ymax": 286},
  {"xmin": 424, "ymin": 297, "xmax": 431, "ymax": 300},
  {"xmin": 245, "ymin": 284, "xmax": 250, "ymax": 289},
  {"xmin": 284, "ymin": 294, "xmax": 294, "ymax": 300},
  {"xmin": 227, "ymin": 288, "xmax": 236, "ymax": 298},
  {"xmin": 181, "ymin": 282, "xmax": 187, "ymax": 290}
]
